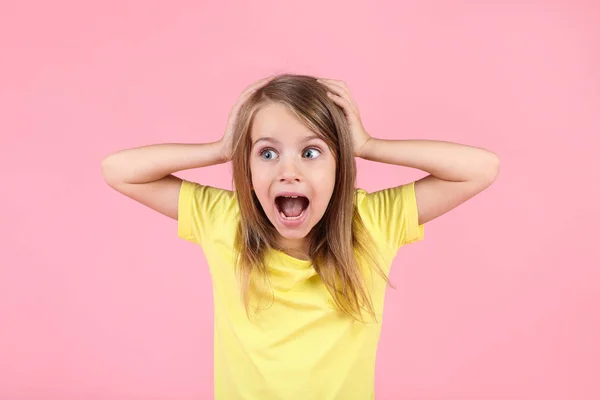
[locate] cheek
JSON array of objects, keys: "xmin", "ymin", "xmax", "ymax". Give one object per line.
[
  {"xmin": 249, "ymin": 160, "xmax": 260, "ymax": 185},
  {"xmin": 312, "ymin": 163, "xmax": 336, "ymax": 204},
  {"xmin": 320, "ymin": 161, "xmax": 337, "ymax": 190},
  {"xmin": 249, "ymin": 163, "xmax": 273, "ymax": 205}
]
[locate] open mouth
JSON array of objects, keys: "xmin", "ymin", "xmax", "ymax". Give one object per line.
[{"xmin": 275, "ymin": 195, "xmax": 310, "ymax": 220}]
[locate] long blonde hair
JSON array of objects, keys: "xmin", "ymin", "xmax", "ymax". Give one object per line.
[{"xmin": 231, "ymin": 74, "xmax": 388, "ymax": 321}]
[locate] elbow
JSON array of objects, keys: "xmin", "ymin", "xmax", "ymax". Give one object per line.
[
  {"xmin": 469, "ymin": 151, "xmax": 500, "ymax": 186},
  {"xmin": 490, "ymin": 152, "xmax": 500, "ymax": 179},
  {"xmin": 482, "ymin": 151, "xmax": 500, "ymax": 185},
  {"xmin": 101, "ymin": 154, "xmax": 120, "ymax": 187}
]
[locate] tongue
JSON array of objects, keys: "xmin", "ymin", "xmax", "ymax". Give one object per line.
[{"xmin": 279, "ymin": 197, "xmax": 308, "ymax": 217}]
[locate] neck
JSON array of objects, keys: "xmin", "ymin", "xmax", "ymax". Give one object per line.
[{"xmin": 276, "ymin": 236, "xmax": 310, "ymax": 260}]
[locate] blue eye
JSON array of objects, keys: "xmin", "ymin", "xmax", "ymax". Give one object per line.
[
  {"xmin": 259, "ymin": 148, "xmax": 278, "ymax": 160},
  {"xmin": 303, "ymin": 148, "xmax": 322, "ymax": 159}
]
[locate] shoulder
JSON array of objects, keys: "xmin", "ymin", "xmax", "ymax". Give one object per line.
[
  {"xmin": 354, "ymin": 183, "xmax": 417, "ymax": 212},
  {"xmin": 180, "ymin": 180, "xmax": 238, "ymax": 213},
  {"xmin": 178, "ymin": 180, "xmax": 239, "ymax": 245},
  {"xmin": 354, "ymin": 183, "xmax": 424, "ymax": 250}
]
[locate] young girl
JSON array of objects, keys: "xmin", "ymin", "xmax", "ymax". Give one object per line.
[{"xmin": 102, "ymin": 74, "xmax": 499, "ymax": 399}]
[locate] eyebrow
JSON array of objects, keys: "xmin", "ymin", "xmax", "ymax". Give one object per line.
[{"xmin": 252, "ymin": 134, "xmax": 322, "ymax": 147}]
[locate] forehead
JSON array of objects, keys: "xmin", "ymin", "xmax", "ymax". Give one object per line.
[{"xmin": 251, "ymin": 103, "xmax": 317, "ymax": 142}]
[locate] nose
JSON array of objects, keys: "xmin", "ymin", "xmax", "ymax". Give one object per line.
[{"xmin": 278, "ymin": 156, "xmax": 302, "ymax": 182}]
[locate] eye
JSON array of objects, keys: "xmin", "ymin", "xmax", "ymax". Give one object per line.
[
  {"xmin": 259, "ymin": 148, "xmax": 278, "ymax": 160},
  {"xmin": 303, "ymin": 147, "xmax": 322, "ymax": 159}
]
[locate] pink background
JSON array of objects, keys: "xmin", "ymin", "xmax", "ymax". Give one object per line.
[{"xmin": 1, "ymin": 1, "xmax": 599, "ymax": 399}]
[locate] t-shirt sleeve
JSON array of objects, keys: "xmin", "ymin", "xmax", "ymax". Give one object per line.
[
  {"xmin": 357, "ymin": 181, "xmax": 425, "ymax": 251},
  {"xmin": 177, "ymin": 179, "xmax": 237, "ymax": 246}
]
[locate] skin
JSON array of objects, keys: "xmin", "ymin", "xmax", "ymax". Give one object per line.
[
  {"xmin": 317, "ymin": 78, "xmax": 500, "ymax": 227},
  {"xmin": 249, "ymin": 102, "xmax": 336, "ymax": 256},
  {"xmin": 246, "ymin": 77, "xmax": 499, "ymax": 259},
  {"xmin": 102, "ymin": 75, "xmax": 499, "ymax": 261}
]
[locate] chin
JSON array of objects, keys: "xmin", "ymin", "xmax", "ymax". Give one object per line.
[{"xmin": 277, "ymin": 229, "xmax": 310, "ymax": 240}]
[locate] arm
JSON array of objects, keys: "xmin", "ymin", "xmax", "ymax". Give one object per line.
[
  {"xmin": 358, "ymin": 139, "xmax": 500, "ymax": 225},
  {"xmin": 316, "ymin": 78, "xmax": 500, "ymax": 226},
  {"xmin": 101, "ymin": 75, "xmax": 275, "ymax": 220},
  {"xmin": 101, "ymin": 141, "xmax": 227, "ymax": 220}
]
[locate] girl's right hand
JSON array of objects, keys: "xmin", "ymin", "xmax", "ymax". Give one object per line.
[{"xmin": 219, "ymin": 75, "xmax": 275, "ymax": 162}]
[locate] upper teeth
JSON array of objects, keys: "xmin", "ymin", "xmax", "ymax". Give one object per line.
[{"xmin": 284, "ymin": 196, "xmax": 298, "ymax": 198}]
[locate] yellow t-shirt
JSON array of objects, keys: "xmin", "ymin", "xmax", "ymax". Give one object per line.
[{"xmin": 178, "ymin": 179, "xmax": 424, "ymax": 399}]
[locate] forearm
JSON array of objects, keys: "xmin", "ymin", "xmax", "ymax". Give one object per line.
[
  {"xmin": 359, "ymin": 138, "xmax": 499, "ymax": 182},
  {"xmin": 101, "ymin": 141, "xmax": 226, "ymax": 184}
]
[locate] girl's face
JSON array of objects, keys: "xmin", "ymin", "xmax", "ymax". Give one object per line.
[{"xmin": 249, "ymin": 103, "xmax": 336, "ymax": 252}]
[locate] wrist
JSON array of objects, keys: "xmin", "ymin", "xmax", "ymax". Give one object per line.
[
  {"xmin": 356, "ymin": 137, "xmax": 376, "ymax": 159},
  {"xmin": 215, "ymin": 139, "xmax": 231, "ymax": 163}
]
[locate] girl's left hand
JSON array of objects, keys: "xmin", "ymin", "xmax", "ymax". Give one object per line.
[{"xmin": 317, "ymin": 78, "xmax": 372, "ymax": 158}]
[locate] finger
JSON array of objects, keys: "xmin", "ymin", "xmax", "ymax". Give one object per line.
[
  {"xmin": 318, "ymin": 78, "xmax": 350, "ymax": 94},
  {"xmin": 322, "ymin": 86, "xmax": 359, "ymax": 117},
  {"xmin": 241, "ymin": 75, "xmax": 274, "ymax": 97},
  {"xmin": 326, "ymin": 91, "xmax": 356, "ymax": 118},
  {"xmin": 237, "ymin": 75, "xmax": 275, "ymax": 104},
  {"xmin": 246, "ymin": 75, "xmax": 274, "ymax": 93},
  {"xmin": 318, "ymin": 79, "xmax": 358, "ymax": 112},
  {"xmin": 318, "ymin": 79, "xmax": 349, "ymax": 95},
  {"xmin": 255, "ymin": 74, "xmax": 276, "ymax": 87},
  {"xmin": 318, "ymin": 78, "xmax": 345, "ymax": 85}
]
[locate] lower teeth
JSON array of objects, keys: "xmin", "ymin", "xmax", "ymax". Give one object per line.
[{"xmin": 280, "ymin": 208, "xmax": 306, "ymax": 220}]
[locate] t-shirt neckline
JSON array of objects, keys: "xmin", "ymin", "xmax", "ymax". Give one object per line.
[{"xmin": 271, "ymin": 249, "xmax": 313, "ymax": 268}]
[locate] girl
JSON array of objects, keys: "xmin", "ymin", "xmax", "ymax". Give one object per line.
[{"xmin": 102, "ymin": 74, "xmax": 499, "ymax": 399}]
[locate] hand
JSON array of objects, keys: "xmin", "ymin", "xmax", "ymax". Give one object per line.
[
  {"xmin": 317, "ymin": 78, "xmax": 372, "ymax": 158},
  {"xmin": 220, "ymin": 75, "xmax": 275, "ymax": 162}
]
